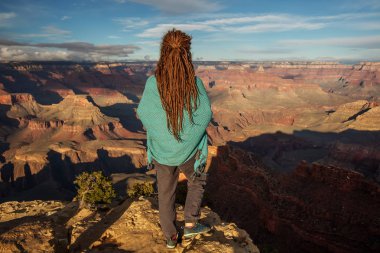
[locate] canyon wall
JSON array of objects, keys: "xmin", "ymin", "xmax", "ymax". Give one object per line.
[{"xmin": 0, "ymin": 61, "xmax": 379, "ymax": 252}]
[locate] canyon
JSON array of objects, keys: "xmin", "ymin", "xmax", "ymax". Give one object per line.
[{"xmin": 0, "ymin": 61, "xmax": 379, "ymax": 252}]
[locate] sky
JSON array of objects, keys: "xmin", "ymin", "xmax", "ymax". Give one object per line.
[{"xmin": 0, "ymin": 0, "xmax": 379, "ymax": 62}]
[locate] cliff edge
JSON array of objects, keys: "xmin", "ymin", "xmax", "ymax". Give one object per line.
[{"xmin": 0, "ymin": 197, "xmax": 259, "ymax": 253}]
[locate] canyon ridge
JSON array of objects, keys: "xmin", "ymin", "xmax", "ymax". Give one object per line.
[{"xmin": 0, "ymin": 61, "xmax": 379, "ymax": 253}]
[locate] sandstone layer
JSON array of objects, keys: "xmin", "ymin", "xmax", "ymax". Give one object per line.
[{"xmin": 0, "ymin": 197, "xmax": 259, "ymax": 253}]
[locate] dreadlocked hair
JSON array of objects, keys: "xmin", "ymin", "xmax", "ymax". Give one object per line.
[{"xmin": 155, "ymin": 28, "xmax": 198, "ymax": 141}]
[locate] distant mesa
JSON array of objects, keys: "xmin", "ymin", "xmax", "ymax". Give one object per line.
[
  {"xmin": 256, "ymin": 65, "xmax": 265, "ymax": 73},
  {"xmin": 5, "ymin": 93, "xmax": 118, "ymax": 127},
  {"xmin": 45, "ymin": 94, "xmax": 118, "ymax": 126}
]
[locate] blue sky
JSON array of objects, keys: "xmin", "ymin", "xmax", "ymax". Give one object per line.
[{"xmin": 0, "ymin": 0, "xmax": 379, "ymax": 61}]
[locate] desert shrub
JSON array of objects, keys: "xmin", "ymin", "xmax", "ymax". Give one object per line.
[
  {"xmin": 74, "ymin": 171, "xmax": 116, "ymax": 208},
  {"xmin": 127, "ymin": 181, "xmax": 154, "ymax": 198}
]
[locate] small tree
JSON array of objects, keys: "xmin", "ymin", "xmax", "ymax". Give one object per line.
[
  {"xmin": 74, "ymin": 171, "xmax": 116, "ymax": 208},
  {"xmin": 126, "ymin": 181, "xmax": 154, "ymax": 198}
]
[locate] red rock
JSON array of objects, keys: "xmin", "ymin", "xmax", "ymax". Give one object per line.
[{"xmin": 206, "ymin": 145, "xmax": 380, "ymax": 253}]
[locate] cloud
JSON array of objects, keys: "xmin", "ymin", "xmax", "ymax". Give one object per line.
[
  {"xmin": 279, "ymin": 35, "xmax": 380, "ymax": 49},
  {"xmin": 61, "ymin": 15, "xmax": 71, "ymax": 21},
  {"xmin": 125, "ymin": 0, "xmax": 222, "ymax": 14},
  {"xmin": 0, "ymin": 39, "xmax": 23, "ymax": 46},
  {"xmin": 0, "ymin": 47, "xmax": 71, "ymax": 61},
  {"xmin": 224, "ymin": 21, "xmax": 324, "ymax": 33},
  {"xmin": 237, "ymin": 48, "xmax": 294, "ymax": 55},
  {"xmin": 202, "ymin": 15, "xmax": 289, "ymax": 25},
  {"xmin": 43, "ymin": 26, "xmax": 71, "ymax": 35},
  {"xmin": 0, "ymin": 39, "xmax": 140, "ymax": 61},
  {"xmin": 137, "ymin": 23, "xmax": 215, "ymax": 38},
  {"xmin": 107, "ymin": 35, "xmax": 121, "ymax": 39},
  {"xmin": 0, "ymin": 12, "xmax": 16, "ymax": 27},
  {"xmin": 137, "ymin": 14, "xmax": 327, "ymax": 38},
  {"xmin": 20, "ymin": 25, "xmax": 71, "ymax": 38},
  {"xmin": 308, "ymin": 12, "xmax": 380, "ymax": 21},
  {"xmin": 307, "ymin": 12, "xmax": 380, "ymax": 31},
  {"xmin": 0, "ymin": 12, "xmax": 16, "ymax": 20},
  {"xmin": 35, "ymin": 42, "xmax": 139, "ymax": 55},
  {"xmin": 136, "ymin": 11, "xmax": 380, "ymax": 38},
  {"xmin": 113, "ymin": 17, "xmax": 149, "ymax": 31}
]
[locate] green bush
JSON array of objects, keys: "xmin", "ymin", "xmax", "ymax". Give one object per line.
[
  {"xmin": 74, "ymin": 171, "xmax": 116, "ymax": 208},
  {"xmin": 127, "ymin": 181, "xmax": 154, "ymax": 198}
]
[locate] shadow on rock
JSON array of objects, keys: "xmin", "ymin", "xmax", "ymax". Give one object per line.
[{"xmin": 69, "ymin": 198, "xmax": 133, "ymax": 252}]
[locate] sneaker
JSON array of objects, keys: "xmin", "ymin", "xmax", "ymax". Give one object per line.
[
  {"xmin": 166, "ymin": 232, "xmax": 178, "ymax": 249},
  {"xmin": 183, "ymin": 222, "xmax": 211, "ymax": 239}
]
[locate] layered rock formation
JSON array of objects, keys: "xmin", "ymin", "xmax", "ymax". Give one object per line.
[
  {"xmin": 205, "ymin": 145, "xmax": 379, "ymax": 253},
  {"xmin": 0, "ymin": 92, "xmax": 146, "ymax": 199},
  {"xmin": 196, "ymin": 61, "xmax": 380, "ymax": 101},
  {"xmin": 0, "ymin": 197, "xmax": 259, "ymax": 253},
  {"xmin": 199, "ymin": 65, "xmax": 379, "ymax": 179},
  {"xmin": 0, "ymin": 61, "xmax": 379, "ymax": 253}
]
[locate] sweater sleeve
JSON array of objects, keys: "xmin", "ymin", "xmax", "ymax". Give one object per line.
[
  {"xmin": 136, "ymin": 76, "xmax": 158, "ymax": 166},
  {"xmin": 190, "ymin": 77, "xmax": 212, "ymax": 174},
  {"xmin": 136, "ymin": 75, "xmax": 158, "ymax": 130},
  {"xmin": 193, "ymin": 76, "xmax": 212, "ymax": 129}
]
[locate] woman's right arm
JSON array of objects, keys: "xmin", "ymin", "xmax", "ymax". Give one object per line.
[
  {"xmin": 136, "ymin": 76, "xmax": 155, "ymax": 130},
  {"xmin": 180, "ymin": 76, "xmax": 212, "ymax": 142},
  {"xmin": 194, "ymin": 76, "xmax": 213, "ymax": 128}
]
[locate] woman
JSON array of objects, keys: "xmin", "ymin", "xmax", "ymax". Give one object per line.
[{"xmin": 136, "ymin": 28, "xmax": 212, "ymax": 248}]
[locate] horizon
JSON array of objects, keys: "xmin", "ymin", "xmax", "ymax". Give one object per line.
[
  {"xmin": 1, "ymin": 59, "xmax": 376, "ymax": 65},
  {"xmin": 0, "ymin": 0, "xmax": 380, "ymax": 62}
]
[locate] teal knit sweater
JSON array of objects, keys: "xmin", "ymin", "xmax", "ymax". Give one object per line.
[{"xmin": 136, "ymin": 75, "xmax": 212, "ymax": 174}]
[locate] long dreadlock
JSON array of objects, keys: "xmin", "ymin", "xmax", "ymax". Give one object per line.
[{"xmin": 155, "ymin": 28, "xmax": 198, "ymax": 141}]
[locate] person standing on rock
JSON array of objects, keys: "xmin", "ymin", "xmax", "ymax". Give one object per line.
[{"xmin": 137, "ymin": 28, "xmax": 212, "ymax": 249}]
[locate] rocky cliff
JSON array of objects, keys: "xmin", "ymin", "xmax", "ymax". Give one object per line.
[
  {"xmin": 205, "ymin": 145, "xmax": 380, "ymax": 253},
  {"xmin": 0, "ymin": 197, "xmax": 260, "ymax": 253},
  {"xmin": 0, "ymin": 91, "xmax": 146, "ymax": 198},
  {"xmin": 1, "ymin": 61, "xmax": 379, "ymax": 253}
]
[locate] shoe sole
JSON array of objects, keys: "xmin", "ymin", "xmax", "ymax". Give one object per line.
[
  {"xmin": 166, "ymin": 232, "xmax": 178, "ymax": 248},
  {"xmin": 183, "ymin": 228, "xmax": 211, "ymax": 239}
]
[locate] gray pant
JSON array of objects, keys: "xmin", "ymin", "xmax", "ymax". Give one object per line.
[{"xmin": 153, "ymin": 154, "xmax": 208, "ymax": 239}]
